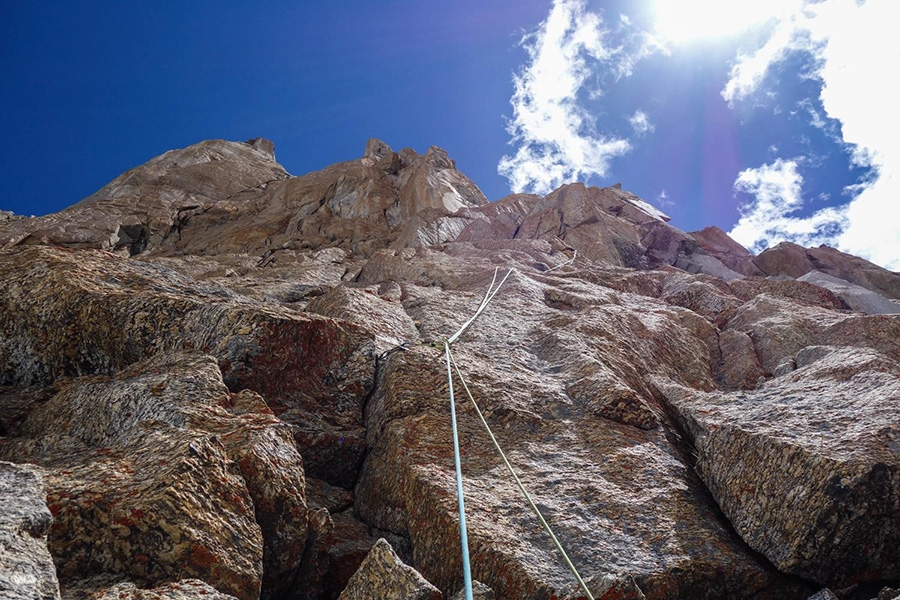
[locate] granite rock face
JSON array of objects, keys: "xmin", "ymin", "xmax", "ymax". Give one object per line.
[
  {"xmin": 0, "ymin": 245, "xmax": 376, "ymax": 491},
  {"xmin": 653, "ymin": 346, "xmax": 900, "ymax": 586},
  {"xmin": 0, "ymin": 461, "xmax": 60, "ymax": 600},
  {"xmin": 2, "ymin": 137, "xmax": 899, "ymax": 600},
  {"xmin": 0, "ymin": 352, "xmax": 310, "ymax": 600},
  {"xmin": 754, "ymin": 242, "xmax": 900, "ymax": 300},
  {"xmin": 336, "ymin": 539, "xmax": 441, "ymax": 600}
]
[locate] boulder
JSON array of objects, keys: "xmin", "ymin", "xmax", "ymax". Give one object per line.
[
  {"xmin": 337, "ymin": 538, "xmax": 441, "ymax": 600},
  {"xmin": 654, "ymin": 346, "xmax": 900, "ymax": 586},
  {"xmin": 0, "ymin": 461, "xmax": 60, "ymax": 600},
  {"xmin": 755, "ymin": 242, "xmax": 900, "ymax": 300}
]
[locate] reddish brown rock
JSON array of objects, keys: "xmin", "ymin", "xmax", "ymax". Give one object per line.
[
  {"xmin": 4, "ymin": 136, "xmax": 897, "ymax": 600},
  {"xmin": 714, "ymin": 329, "xmax": 765, "ymax": 390},
  {"xmin": 690, "ymin": 226, "xmax": 764, "ymax": 277},
  {"xmin": 62, "ymin": 578, "xmax": 239, "ymax": 600},
  {"xmin": 337, "ymin": 538, "xmax": 441, "ymax": 600},
  {"xmin": 0, "ymin": 139, "xmax": 288, "ymax": 256},
  {"xmin": 654, "ymin": 346, "xmax": 900, "ymax": 586},
  {"xmin": 0, "ymin": 461, "xmax": 60, "ymax": 600},
  {"xmin": 354, "ymin": 248, "xmax": 805, "ymax": 599},
  {"xmin": 0, "ymin": 352, "xmax": 310, "ymax": 600},
  {"xmin": 726, "ymin": 293, "xmax": 900, "ymax": 374},
  {"xmin": 0, "ymin": 245, "xmax": 376, "ymax": 489},
  {"xmin": 728, "ymin": 277, "xmax": 846, "ymax": 310},
  {"xmin": 755, "ymin": 242, "xmax": 900, "ymax": 300}
]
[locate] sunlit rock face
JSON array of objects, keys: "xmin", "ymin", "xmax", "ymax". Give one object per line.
[{"xmin": 2, "ymin": 137, "xmax": 900, "ymax": 600}]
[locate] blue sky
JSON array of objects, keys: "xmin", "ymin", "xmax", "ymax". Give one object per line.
[{"xmin": 2, "ymin": 1, "xmax": 897, "ymax": 270}]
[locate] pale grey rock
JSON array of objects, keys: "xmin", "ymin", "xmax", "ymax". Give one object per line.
[
  {"xmin": 0, "ymin": 461, "xmax": 60, "ymax": 600},
  {"xmin": 337, "ymin": 538, "xmax": 441, "ymax": 600},
  {"xmin": 675, "ymin": 251, "xmax": 746, "ymax": 281},
  {"xmin": 799, "ymin": 271, "xmax": 900, "ymax": 314},
  {"xmin": 450, "ymin": 580, "xmax": 495, "ymax": 600},
  {"xmin": 654, "ymin": 346, "xmax": 900, "ymax": 586}
]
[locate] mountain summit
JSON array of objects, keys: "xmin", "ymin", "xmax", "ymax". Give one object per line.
[{"xmin": 1, "ymin": 139, "xmax": 899, "ymax": 600}]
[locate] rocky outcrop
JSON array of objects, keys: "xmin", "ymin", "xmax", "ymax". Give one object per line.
[
  {"xmin": 2, "ymin": 137, "xmax": 898, "ymax": 600},
  {"xmin": 755, "ymin": 242, "xmax": 900, "ymax": 300},
  {"xmin": 0, "ymin": 139, "xmax": 289, "ymax": 255},
  {"xmin": 354, "ymin": 247, "xmax": 806, "ymax": 600},
  {"xmin": 0, "ymin": 352, "xmax": 310, "ymax": 600},
  {"xmin": 798, "ymin": 271, "xmax": 900, "ymax": 314},
  {"xmin": 0, "ymin": 461, "xmax": 60, "ymax": 600},
  {"xmin": 653, "ymin": 346, "xmax": 900, "ymax": 586},
  {"xmin": 336, "ymin": 539, "xmax": 441, "ymax": 600},
  {"xmin": 690, "ymin": 226, "xmax": 764, "ymax": 277}
]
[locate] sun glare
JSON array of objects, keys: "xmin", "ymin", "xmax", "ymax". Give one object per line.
[{"xmin": 653, "ymin": 0, "xmax": 796, "ymax": 44}]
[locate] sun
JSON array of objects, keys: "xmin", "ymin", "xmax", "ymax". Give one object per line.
[{"xmin": 652, "ymin": 0, "xmax": 798, "ymax": 45}]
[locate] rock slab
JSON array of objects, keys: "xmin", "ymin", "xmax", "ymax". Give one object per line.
[{"xmin": 0, "ymin": 461, "xmax": 60, "ymax": 600}]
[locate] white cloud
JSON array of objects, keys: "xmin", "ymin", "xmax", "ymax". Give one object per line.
[
  {"xmin": 656, "ymin": 189, "xmax": 673, "ymax": 207},
  {"xmin": 498, "ymin": 0, "xmax": 646, "ymax": 196},
  {"xmin": 722, "ymin": 0, "xmax": 900, "ymax": 271},
  {"xmin": 729, "ymin": 158, "xmax": 848, "ymax": 253},
  {"xmin": 629, "ymin": 110, "xmax": 654, "ymax": 135}
]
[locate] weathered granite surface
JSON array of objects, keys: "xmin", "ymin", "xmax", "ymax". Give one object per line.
[
  {"xmin": 0, "ymin": 461, "xmax": 60, "ymax": 600},
  {"xmin": 653, "ymin": 346, "xmax": 900, "ymax": 586},
  {"xmin": 2, "ymin": 137, "xmax": 899, "ymax": 600}
]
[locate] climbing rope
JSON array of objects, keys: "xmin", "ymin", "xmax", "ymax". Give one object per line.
[
  {"xmin": 544, "ymin": 249, "xmax": 577, "ymax": 273},
  {"xmin": 441, "ymin": 266, "xmax": 595, "ymax": 600},
  {"xmin": 448, "ymin": 347, "xmax": 595, "ymax": 600},
  {"xmin": 443, "ymin": 267, "xmax": 512, "ymax": 600}
]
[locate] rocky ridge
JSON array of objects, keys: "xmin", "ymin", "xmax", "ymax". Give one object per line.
[{"xmin": 1, "ymin": 138, "xmax": 899, "ymax": 600}]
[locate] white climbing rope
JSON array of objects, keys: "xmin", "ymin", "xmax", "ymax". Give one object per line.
[
  {"xmin": 447, "ymin": 347, "xmax": 596, "ymax": 600},
  {"xmin": 545, "ymin": 249, "xmax": 577, "ymax": 273},
  {"xmin": 443, "ymin": 267, "xmax": 514, "ymax": 600},
  {"xmin": 440, "ymin": 265, "xmax": 595, "ymax": 600},
  {"xmin": 446, "ymin": 267, "xmax": 514, "ymax": 345}
]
